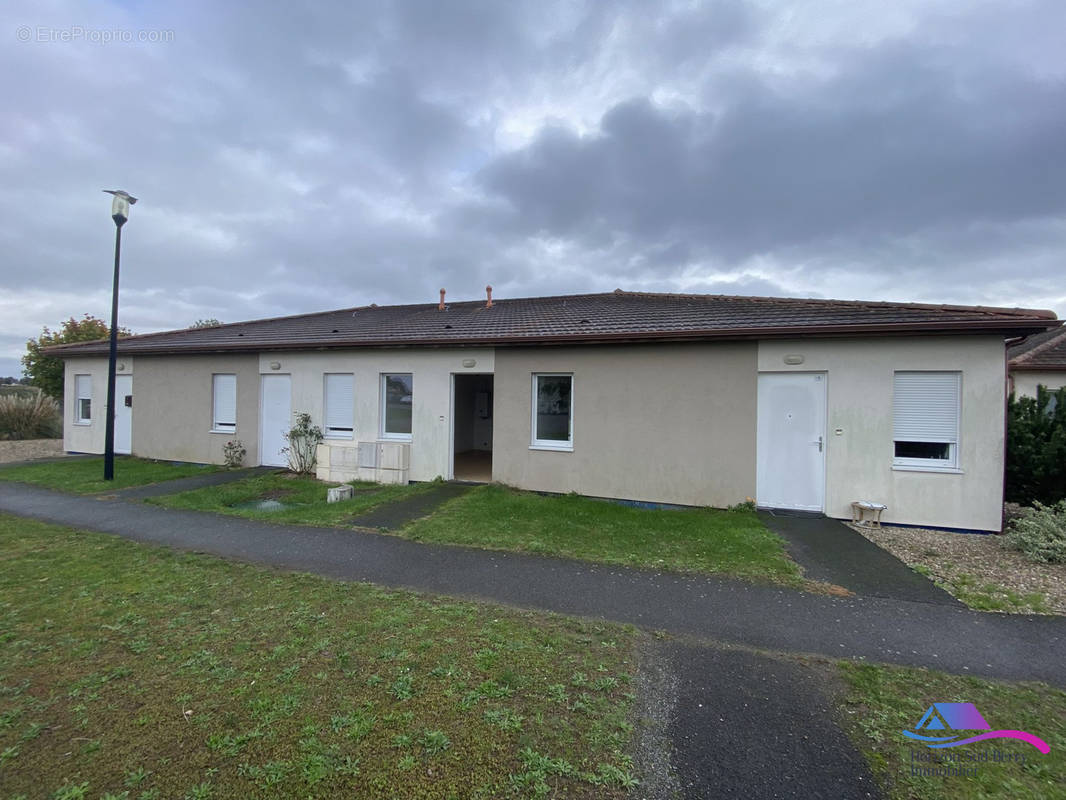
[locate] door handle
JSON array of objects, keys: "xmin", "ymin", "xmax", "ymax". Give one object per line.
[{"xmin": 812, "ymin": 436, "xmax": 823, "ymax": 452}]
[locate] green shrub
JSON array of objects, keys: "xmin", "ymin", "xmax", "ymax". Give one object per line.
[
  {"xmin": 1004, "ymin": 501, "xmax": 1066, "ymax": 564},
  {"xmin": 281, "ymin": 412, "xmax": 323, "ymax": 474},
  {"xmin": 0, "ymin": 393, "xmax": 62, "ymax": 440},
  {"xmin": 1005, "ymin": 386, "xmax": 1066, "ymax": 505}
]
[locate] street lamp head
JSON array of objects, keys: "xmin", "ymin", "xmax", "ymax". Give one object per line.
[{"xmin": 103, "ymin": 189, "xmax": 137, "ymax": 225}]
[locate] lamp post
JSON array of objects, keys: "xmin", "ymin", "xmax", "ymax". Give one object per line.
[{"xmin": 102, "ymin": 189, "xmax": 137, "ymax": 481}]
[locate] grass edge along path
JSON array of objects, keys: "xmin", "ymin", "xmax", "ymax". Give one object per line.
[
  {"xmin": 0, "ymin": 456, "xmax": 219, "ymax": 494},
  {"xmin": 148, "ymin": 472, "xmax": 437, "ymax": 527},
  {"xmin": 0, "ymin": 513, "xmax": 639, "ymax": 799},
  {"xmin": 402, "ymin": 483, "xmax": 806, "ymax": 587}
]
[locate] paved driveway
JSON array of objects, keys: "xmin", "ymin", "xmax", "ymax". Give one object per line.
[{"xmin": 760, "ymin": 511, "xmax": 961, "ymax": 605}]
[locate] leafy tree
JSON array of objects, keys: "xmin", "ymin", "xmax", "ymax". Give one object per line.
[
  {"xmin": 191, "ymin": 318, "xmax": 222, "ymax": 328},
  {"xmin": 1005, "ymin": 386, "xmax": 1066, "ymax": 506},
  {"xmin": 21, "ymin": 315, "xmax": 131, "ymax": 400}
]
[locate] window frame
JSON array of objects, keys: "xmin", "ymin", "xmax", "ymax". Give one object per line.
[
  {"xmin": 323, "ymin": 372, "xmax": 355, "ymax": 440},
  {"xmin": 211, "ymin": 373, "xmax": 237, "ymax": 434},
  {"xmin": 892, "ymin": 371, "xmax": 961, "ymax": 473},
  {"xmin": 530, "ymin": 372, "xmax": 574, "ymax": 452},
  {"xmin": 380, "ymin": 372, "xmax": 413, "ymax": 441},
  {"xmin": 74, "ymin": 374, "xmax": 92, "ymax": 425}
]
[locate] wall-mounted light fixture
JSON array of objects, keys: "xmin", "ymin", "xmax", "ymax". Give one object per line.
[{"xmin": 269, "ymin": 361, "xmax": 281, "ymax": 370}]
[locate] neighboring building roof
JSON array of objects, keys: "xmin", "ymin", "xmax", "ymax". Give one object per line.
[
  {"xmin": 46, "ymin": 289, "xmax": 1061, "ymax": 358},
  {"xmin": 1008, "ymin": 326, "xmax": 1066, "ymax": 371}
]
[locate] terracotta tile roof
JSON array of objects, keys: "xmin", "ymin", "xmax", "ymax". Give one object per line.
[
  {"xmin": 1008, "ymin": 326, "xmax": 1066, "ymax": 370},
  {"xmin": 46, "ymin": 289, "xmax": 1061, "ymax": 358}
]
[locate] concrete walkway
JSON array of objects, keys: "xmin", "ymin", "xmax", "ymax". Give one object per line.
[
  {"xmin": 1, "ymin": 481, "xmax": 1064, "ymax": 686},
  {"xmin": 760, "ymin": 511, "xmax": 962, "ymax": 606}
]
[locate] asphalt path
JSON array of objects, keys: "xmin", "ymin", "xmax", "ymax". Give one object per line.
[{"xmin": 1, "ymin": 481, "xmax": 1063, "ymax": 687}]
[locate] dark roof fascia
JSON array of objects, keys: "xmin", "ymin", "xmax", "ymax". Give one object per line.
[{"xmin": 47, "ymin": 318, "xmax": 1062, "ymax": 358}]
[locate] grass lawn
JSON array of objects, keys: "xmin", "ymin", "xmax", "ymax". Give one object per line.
[
  {"xmin": 839, "ymin": 662, "xmax": 1066, "ymax": 799},
  {"xmin": 149, "ymin": 472, "xmax": 434, "ymax": 526},
  {"xmin": 0, "ymin": 513, "xmax": 638, "ymax": 799},
  {"xmin": 402, "ymin": 484, "xmax": 804, "ymax": 586},
  {"xmin": 0, "ymin": 456, "xmax": 219, "ymax": 494}
]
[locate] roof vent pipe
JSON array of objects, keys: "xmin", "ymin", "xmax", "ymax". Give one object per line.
[
  {"xmin": 439, "ymin": 288, "xmax": 446, "ymax": 311},
  {"xmin": 486, "ymin": 285, "xmax": 493, "ymax": 308}
]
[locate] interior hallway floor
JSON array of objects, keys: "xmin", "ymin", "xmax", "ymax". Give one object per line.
[{"xmin": 454, "ymin": 449, "xmax": 492, "ymax": 482}]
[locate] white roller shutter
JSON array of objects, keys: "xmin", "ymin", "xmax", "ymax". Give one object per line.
[
  {"xmin": 212, "ymin": 374, "xmax": 237, "ymax": 432},
  {"xmin": 75, "ymin": 374, "xmax": 92, "ymax": 423},
  {"xmin": 893, "ymin": 372, "xmax": 959, "ymax": 443},
  {"xmin": 324, "ymin": 373, "xmax": 354, "ymax": 436}
]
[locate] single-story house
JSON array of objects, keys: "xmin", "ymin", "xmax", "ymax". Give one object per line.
[
  {"xmin": 48, "ymin": 289, "xmax": 1061, "ymax": 532},
  {"xmin": 1008, "ymin": 326, "xmax": 1066, "ymax": 397}
]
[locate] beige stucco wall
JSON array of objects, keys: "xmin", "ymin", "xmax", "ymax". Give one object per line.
[
  {"xmin": 492, "ymin": 343, "xmax": 758, "ymax": 507},
  {"xmin": 1011, "ymin": 370, "xmax": 1065, "ymax": 398},
  {"xmin": 63, "ymin": 356, "xmax": 134, "ymax": 454},
  {"xmin": 131, "ymin": 354, "xmax": 260, "ymax": 464},
  {"xmin": 758, "ymin": 336, "xmax": 1007, "ymax": 531},
  {"xmin": 257, "ymin": 348, "xmax": 495, "ymax": 481}
]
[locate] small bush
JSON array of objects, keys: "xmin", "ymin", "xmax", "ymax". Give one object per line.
[
  {"xmin": 282, "ymin": 412, "xmax": 323, "ymax": 474},
  {"xmin": 0, "ymin": 393, "xmax": 61, "ymax": 440},
  {"xmin": 223, "ymin": 439, "xmax": 246, "ymax": 468},
  {"xmin": 1004, "ymin": 501, "xmax": 1066, "ymax": 564}
]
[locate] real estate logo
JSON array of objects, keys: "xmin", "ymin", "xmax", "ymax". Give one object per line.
[{"xmin": 902, "ymin": 702, "xmax": 1049, "ymax": 753}]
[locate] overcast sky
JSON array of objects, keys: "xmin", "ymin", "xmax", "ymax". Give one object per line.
[{"xmin": 2, "ymin": 0, "xmax": 1065, "ymax": 377}]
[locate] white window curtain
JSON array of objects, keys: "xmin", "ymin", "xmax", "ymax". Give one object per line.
[
  {"xmin": 212, "ymin": 374, "xmax": 237, "ymax": 432},
  {"xmin": 324, "ymin": 373, "xmax": 354, "ymax": 437}
]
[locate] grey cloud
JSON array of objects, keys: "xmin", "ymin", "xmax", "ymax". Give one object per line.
[{"xmin": 479, "ymin": 43, "xmax": 1066, "ymax": 261}]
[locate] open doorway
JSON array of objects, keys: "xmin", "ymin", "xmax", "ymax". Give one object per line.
[{"xmin": 453, "ymin": 374, "xmax": 493, "ymax": 482}]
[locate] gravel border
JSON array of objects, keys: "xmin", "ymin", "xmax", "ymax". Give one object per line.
[{"xmin": 848, "ymin": 523, "xmax": 1066, "ymax": 615}]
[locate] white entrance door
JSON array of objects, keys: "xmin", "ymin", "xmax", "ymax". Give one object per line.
[
  {"xmin": 259, "ymin": 374, "xmax": 292, "ymax": 467},
  {"xmin": 114, "ymin": 375, "xmax": 132, "ymax": 455},
  {"xmin": 756, "ymin": 373, "xmax": 826, "ymax": 511}
]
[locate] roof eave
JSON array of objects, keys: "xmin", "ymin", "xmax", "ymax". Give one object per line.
[{"xmin": 44, "ymin": 318, "xmax": 1060, "ymax": 358}]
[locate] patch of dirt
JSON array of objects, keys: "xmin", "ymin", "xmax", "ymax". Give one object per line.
[
  {"xmin": 0, "ymin": 439, "xmax": 66, "ymax": 464},
  {"xmin": 849, "ymin": 523, "xmax": 1066, "ymax": 615}
]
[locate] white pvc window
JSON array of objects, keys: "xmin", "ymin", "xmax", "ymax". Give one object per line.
[
  {"xmin": 212, "ymin": 374, "xmax": 237, "ymax": 433},
  {"xmin": 324, "ymin": 373, "xmax": 354, "ymax": 438},
  {"xmin": 74, "ymin": 374, "xmax": 91, "ymax": 424},
  {"xmin": 381, "ymin": 373, "xmax": 413, "ymax": 439},
  {"xmin": 531, "ymin": 373, "xmax": 573, "ymax": 451},
  {"xmin": 893, "ymin": 372, "xmax": 960, "ymax": 470}
]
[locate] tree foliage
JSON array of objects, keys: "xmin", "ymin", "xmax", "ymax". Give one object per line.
[
  {"xmin": 21, "ymin": 315, "xmax": 131, "ymax": 400},
  {"xmin": 191, "ymin": 318, "xmax": 222, "ymax": 328},
  {"xmin": 1005, "ymin": 386, "xmax": 1066, "ymax": 506}
]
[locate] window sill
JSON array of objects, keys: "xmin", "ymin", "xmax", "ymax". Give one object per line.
[
  {"xmin": 530, "ymin": 443, "xmax": 573, "ymax": 452},
  {"xmin": 324, "ymin": 433, "xmax": 354, "ymax": 440},
  {"xmin": 380, "ymin": 434, "xmax": 412, "ymax": 442},
  {"xmin": 892, "ymin": 465, "xmax": 964, "ymax": 475},
  {"xmin": 73, "ymin": 421, "xmax": 91, "ymax": 426},
  {"xmin": 210, "ymin": 428, "xmax": 237, "ymax": 435}
]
